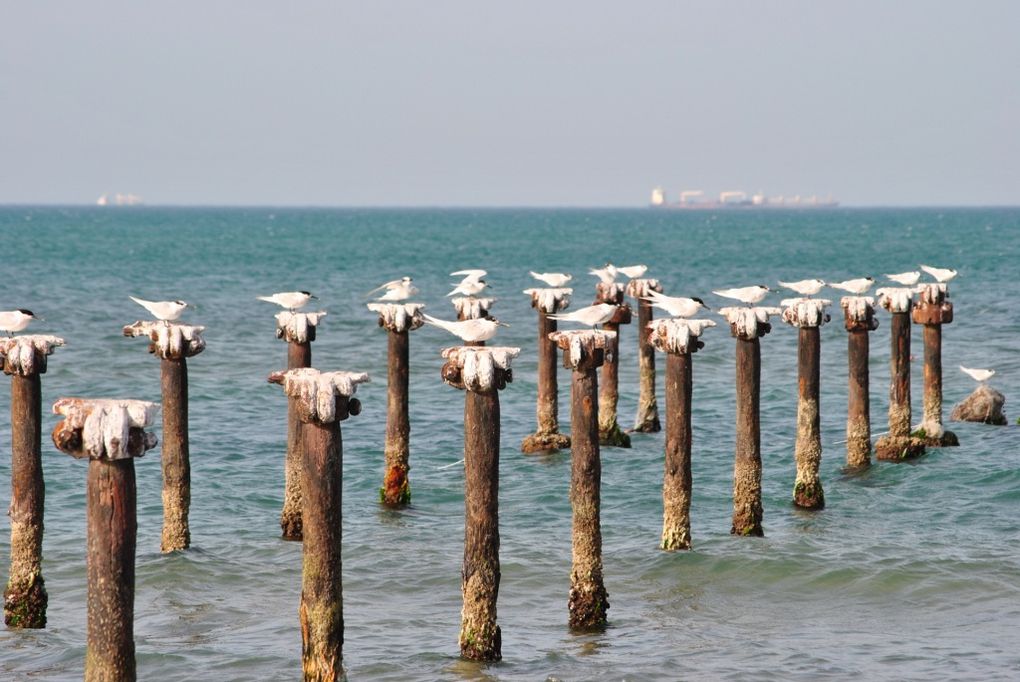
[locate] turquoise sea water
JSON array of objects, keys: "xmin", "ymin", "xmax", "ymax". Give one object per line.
[{"xmin": 1, "ymin": 206, "xmax": 1019, "ymax": 680}]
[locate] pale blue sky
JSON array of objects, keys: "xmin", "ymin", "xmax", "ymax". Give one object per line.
[{"xmin": 2, "ymin": 1, "xmax": 1018, "ymax": 206}]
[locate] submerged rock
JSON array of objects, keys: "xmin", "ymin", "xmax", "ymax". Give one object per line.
[{"xmin": 950, "ymin": 385, "xmax": 1007, "ymax": 425}]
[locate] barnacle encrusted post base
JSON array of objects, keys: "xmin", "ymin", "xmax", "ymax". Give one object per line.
[
  {"xmin": 626, "ymin": 279, "xmax": 663, "ymax": 433},
  {"xmin": 274, "ymin": 311, "xmax": 325, "ymax": 540},
  {"xmin": 521, "ymin": 288, "xmax": 572, "ymax": 453},
  {"xmin": 269, "ymin": 368, "xmax": 369, "ymax": 680},
  {"xmin": 912, "ymin": 284, "xmax": 958, "ymax": 448},
  {"xmin": 842, "ymin": 297, "xmax": 879, "ymax": 469},
  {"xmin": 0, "ymin": 335, "xmax": 63, "ymax": 629},
  {"xmin": 594, "ymin": 284, "xmax": 632, "ymax": 447},
  {"xmin": 124, "ymin": 321, "xmax": 206, "ymax": 553},
  {"xmin": 369, "ymin": 303, "xmax": 425, "ymax": 507},
  {"xmin": 649, "ymin": 319, "xmax": 713, "ymax": 551},
  {"xmin": 721, "ymin": 307, "xmax": 780, "ymax": 537},
  {"xmin": 782, "ymin": 299, "xmax": 831, "ymax": 510},
  {"xmin": 874, "ymin": 435, "xmax": 927, "ymax": 461},
  {"xmin": 550, "ymin": 330, "xmax": 614, "ymax": 630},
  {"xmin": 51, "ymin": 397, "xmax": 158, "ymax": 682},
  {"xmin": 440, "ymin": 346, "xmax": 520, "ymax": 662}
]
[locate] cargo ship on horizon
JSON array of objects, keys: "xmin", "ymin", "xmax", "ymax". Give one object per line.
[{"xmin": 650, "ymin": 187, "xmax": 838, "ymax": 209}]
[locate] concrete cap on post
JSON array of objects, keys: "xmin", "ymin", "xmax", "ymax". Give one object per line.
[
  {"xmin": 781, "ymin": 298, "xmax": 832, "ymax": 328},
  {"xmin": 912, "ymin": 283, "xmax": 953, "ymax": 325},
  {"xmin": 441, "ymin": 346, "xmax": 520, "ymax": 393},
  {"xmin": 841, "ymin": 296, "xmax": 880, "ymax": 332},
  {"xmin": 51, "ymin": 398, "xmax": 160, "ymax": 460},
  {"xmin": 876, "ymin": 287, "xmax": 915, "ymax": 313},
  {"xmin": 122, "ymin": 321, "xmax": 206, "ymax": 359},
  {"xmin": 549, "ymin": 329, "xmax": 616, "ymax": 371},
  {"xmin": 719, "ymin": 306, "xmax": 782, "ymax": 340},
  {"xmin": 647, "ymin": 319, "xmax": 715, "ymax": 355},
  {"xmin": 268, "ymin": 368, "xmax": 369, "ymax": 424},
  {"xmin": 523, "ymin": 288, "xmax": 572, "ymax": 313},
  {"xmin": 0, "ymin": 335, "xmax": 65, "ymax": 376},
  {"xmin": 368, "ymin": 302, "xmax": 426, "ymax": 333},
  {"xmin": 274, "ymin": 311, "xmax": 327, "ymax": 344},
  {"xmin": 452, "ymin": 297, "xmax": 495, "ymax": 321},
  {"xmin": 625, "ymin": 278, "xmax": 662, "ymax": 300}
]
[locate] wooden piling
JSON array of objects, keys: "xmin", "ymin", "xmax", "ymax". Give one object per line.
[
  {"xmin": 648, "ymin": 319, "xmax": 713, "ymax": 550},
  {"xmin": 124, "ymin": 321, "xmax": 206, "ymax": 552},
  {"xmin": 721, "ymin": 307, "xmax": 780, "ymax": 537},
  {"xmin": 1, "ymin": 335, "xmax": 63, "ymax": 628},
  {"xmin": 841, "ymin": 296, "xmax": 879, "ymax": 468},
  {"xmin": 912, "ymin": 283, "xmax": 959, "ymax": 447},
  {"xmin": 626, "ymin": 278, "xmax": 663, "ymax": 433},
  {"xmin": 594, "ymin": 282, "xmax": 632, "ymax": 448},
  {"xmin": 274, "ymin": 311, "xmax": 326, "ymax": 540},
  {"xmin": 551, "ymin": 330, "xmax": 614, "ymax": 629},
  {"xmin": 874, "ymin": 289, "xmax": 926, "ymax": 460},
  {"xmin": 441, "ymin": 346, "xmax": 519, "ymax": 661},
  {"xmin": 270, "ymin": 368, "xmax": 368, "ymax": 681},
  {"xmin": 521, "ymin": 288, "xmax": 572, "ymax": 453},
  {"xmin": 51, "ymin": 397, "xmax": 159, "ymax": 682},
  {"xmin": 369, "ymin": 303, "xmax": 425, "ymax": 506}
]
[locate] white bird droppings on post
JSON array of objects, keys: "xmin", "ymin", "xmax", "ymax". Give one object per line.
[
  {"xmin": 915, "ymin": 282, "xmax": 947, "ymax": 305},
  {"xmin": 367, "ymin": 302, "xmax": 426, "ymax": 333},
  {"xmin": 548, "ymin": 329, "xmax": 616, "ymax": 369},
  {"xmin": 780, "ymin": 298, "xmax": 832, "ymax": 328},
  {"xmin": 441, "ymin": 346, "xmax": 520, "ymax": 392},
  {"xmin": 523, "ymin": 288, "xmax": 572, "ymax": 314},
  {"xmin": 275, "ymin": 311, "xmax": 327, "ymax": 344},
  {"xmin": 0, "ymin": 335, "xmax": 65, "ymax": 376},
  {"xmin": 876, "ymin": 287, "xmax": 915, "ymax": 313},
  {"xmin": 625, "ymin": 278, "xmax": 662, "ymax": 300},
  {"xmin": 451, "ymin": 297, "xmax": 496, "ymax": 320},
  {"xmin": 52, "ymin": 398, "xmax": 160, "ymax": 460},
  {"xmin": 647, "ymin": 318, "xmax": 715, "ymax": 354},
  {"xmin": 123, "ymin": 321, "xmax": 206, "ymax": 359},
  {"xmin": 840, "ymin": 296, "xmax": 876, "ymax": 323},
  {"xmin": 718, "ymin": 306, "xmax": 782, "ymax": 339},
  {"xmin": 274, "ymin": 367, "xmax": 370, "ymax": 423}
]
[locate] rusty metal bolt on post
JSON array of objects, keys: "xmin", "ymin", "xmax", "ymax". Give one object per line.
[
  {"xmin": 269, "ymin": 367, "xmax": 368, "ymax": 682},
  {"xmin": 840, "ymin": 296, "xmax": 879, "ymax": 468},
  {"xmin": 873, "ymin": 289, "xmax": 926, "ymax": 460},
  {"xmin": 648, "ymin": 319, "xmax": 714, "ymax": 550},
  {"xmin": 781, "ymin": 298, "xmax": 832, "ymax": 510},
  {"xmin": 593, "ymin": 281, "xmax": 632, "ymax": 448},
  {"xmin": 912, "ymin": 283, "xmax": 959, "ymax": 447},
  {"xmin": 521, "ymin": 287, "xmax": 573, "ymax": 453},
  {"xmin": 550, "ymin": 329, "xmax": 614, "ymax": 630},
  {"xmin": 626, "ymin": 278, "xmax": 663, "ymax": 433},
  {"xmin": 1, "ymin": 335, "xmax": 63, "ymax": 629},
  {"xmin": 440, "ymin": 345, "xmax": 520, "ymax": 661},
  {"xmin": 721, "ymin": 306, "xmax": 781, "ymax": 537},
  {"xmin": 368, "ymin": 303, "xmax": 425, "ymax": 507},
  {"xmin": 51, "ymin": 397, "xmax": 159, "ymax": 682},
  {"xmin": 123, "ymin": 321, "xmax": 206, "ymax": 552},
  {"xmin": 274, "ymin": 310, "xmax": 327, "ymax": 540}
]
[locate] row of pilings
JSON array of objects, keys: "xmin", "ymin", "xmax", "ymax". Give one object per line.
[{"xmin": 1, "ymin": 278, "xmax": 962, "ymax": 676}]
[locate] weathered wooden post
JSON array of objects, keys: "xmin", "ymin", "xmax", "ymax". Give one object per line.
[
  {"xmin": 874, "ymin": 289, "xmax": 926, "ymax": 460},
  {"xmin": 781, "ymin": 298, "xmax": 831, "ymax": 509},
  {"xmin": 1, "ymin": 335, "xmax": 63, "ymax": 629},
  {"xmin": 840, "ymin": 296, "xmax": 879, "ymax": 468},
  {"xmin": 51, "ymin": 397, "xmax": 159, "ymax": 682},
  {"xmin": 626, "ymin": 278, "xmax": 663, "ymax": 433},
  {"xmin": 269, "ymin": 367, "xmax": 368, "ymax": 681},
  {"xmin": 550, "ymin": 329, "xmax": 614, "ymax": 629},
  {"xmin": 274, "ymin": 310, "xmax": 327, "ymax": 540},
  {"xmin": 367, "ymin": 303, "xmax": 425, "ymax": 506},
  {"xmin": 594, "ymin": 282, "xmax": 632, "ymax": 447},
  {"xmin": 912, "ymin": 283, "xmax": 959, "ymax": 447},
  {"xmin": 123, "ymin": 321, "xmax": 205, "ymax": 552},
  {"xmin": 648, "ymin": 319, "xmax": 714, "ymax": 550},
  {"xmin": 440, "ymin": 345, "xmax": 520, "ymax": 661},
  {"xmin": 521, "ymin": 287, "xmax": 572, "ymax": 452},
  {"xmin": 720, "ymin": 306, "xmax": 780, "ymax": 537}
]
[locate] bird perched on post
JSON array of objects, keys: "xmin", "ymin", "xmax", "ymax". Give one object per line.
[
  {"xmin": 423, "ymin": 314, "xmax": 505, "ymax": 343},
  {"xmin": 0, "ymin": 309, "xmax": 41, "ymax": 335},
  {"xmin": 368, "ymin": 277, "xmax": 418, "ymax": 301},
  {"xmin": 448, "ymin": 269, "xmax": 488, "ymax": 297},
  {"xmin": 885, "ymin": 271, "xmax": 921, "ymax": 286},
  {"xmin": 257, "ymin": 291, "xmax": 317, "ymax": 311},
  {"xmin": 549, "ymin": 303, "xmax": 618, "ymax": 328},
  {"xmin": 920, "ymin": 265, "xmax": 958, "ymax": 283},
  {"xmin": 616, "ymin": 264, "xmax": 648, "ymax": 279},
  {"xmin": 828, "ymin": 277, "xmax": 875, "ymax": 295},
  {"xmin": 130, "ymin": 296, "xmax": 189, "ymax": 322},
  {"xmin": 712, "ymin": 285, "xmax": 771, "ymax": 305},
  {"xmin": 778, "ymin": 279, "xmax": 826, "ymax": 296},
  {"xmin": 529, "ymin": 271, "xmax": 572, "ymax": 287},
  {"xmin": 641, "ymin": 291, "xmax": 709, "ymax": 318}
]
